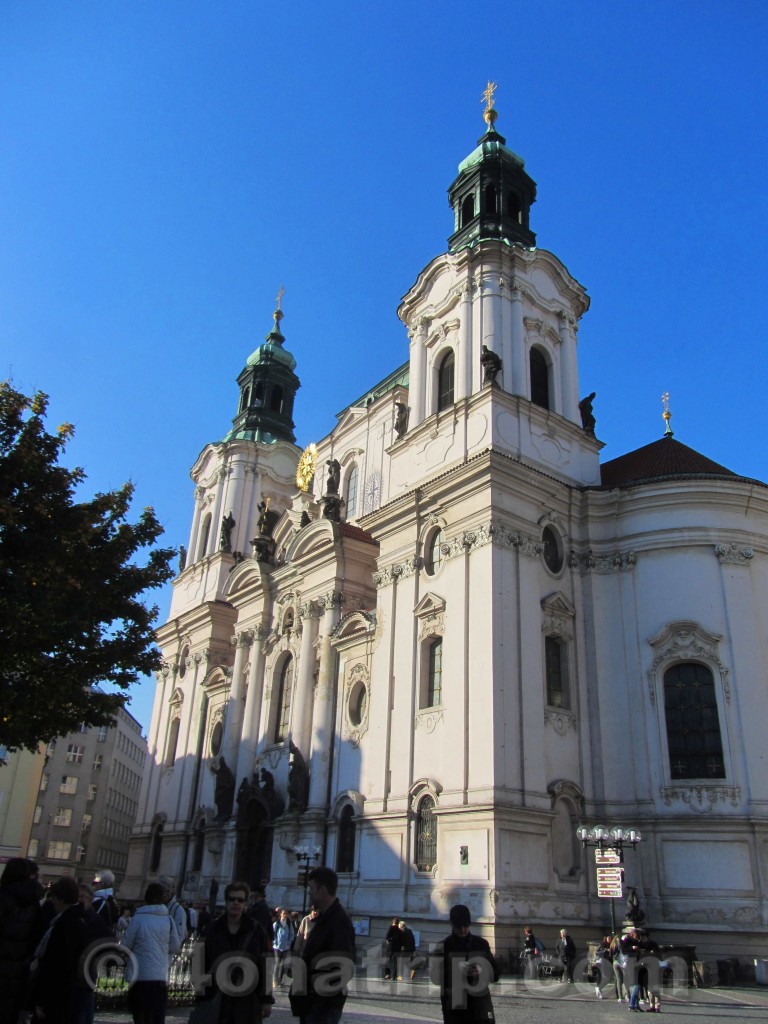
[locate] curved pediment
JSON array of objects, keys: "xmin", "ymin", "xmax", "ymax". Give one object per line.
[
  {"xmin": 285, "ymin": 518, "xmax": 339, "ymax": 564},
  {"xmin": 221, "ymin": 557, "xmax": 271, "ymax": 603}
]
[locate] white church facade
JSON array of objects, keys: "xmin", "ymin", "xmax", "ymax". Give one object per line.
[{"xmin": 125, "ymin": 100, "xmax": 768, "ymax": 957}]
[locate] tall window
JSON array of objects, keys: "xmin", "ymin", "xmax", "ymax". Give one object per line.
[
  {"xmin": 530, "ymin": 347, "xmax": 550, "ymax": 409},
  {"xmin": 425, "ymin": 529, "xmax": 443, "ymax": 576},
  {"xmin": 150, "ymin": 822, "xmax": 163, "ymax": 872},
  {"xmin": 426, "ymin": 638, "xmax": 443, "ymax": 707},
  {"xmin": 345, "ymin": 465, "xmax": 359, "ymax": 518},
  {"xmin": 461, "ymin": 194, "xmax": 475, "ymax": 227},
  {"xmin": 664, "ymin": 662, "xmax": 725, "ymax": 779},
  {"xmin": 48, "ymin": 840, "xmax": 72, "ymax": 861},
  {"xmin": 415, "ymin": 796, "xmax": 437, "ymax": 871},
  {"xmin": 60, "ymin": 775, "xmax": 78, "ymax": 794},
  {"xmin": 336, "ymin": 805, "xmax": 356, "ymax": 873},
  {"xmin": 545, "ymin": 637, "xmax": 569, "ymax": 709},
  {"xmin": 165, "ymin": 717, "xmax": 181, "ymax": 767},
  {"xmin": 54, "ymin": 807, "xmax": 72, "ymax": 827},
  {"xmin": 198, "ymin": 514, "xmax": 212, "ymax": 559},
  {"xmin": 274, "ymin": 657, "xmax": 294, "ymax": 743},
  {"xmin": 437, "ymin": 351, "xmax": 455, "ymax": 412}
]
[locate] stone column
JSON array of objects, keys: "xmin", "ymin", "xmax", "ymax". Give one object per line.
[
  {"xmin": 409, "ymin": 317, "xmax": 429, "ymax": 426},
  {"xmin": 558, "ymin": 311, "xmax": 580, "ymax": 423},
  {"xmin": 236, "ymin": 624, "xmax": 269, "ymax": 780},
  {"xmin": 500, "ymin": 277, "xmax": 513, "ymax": 391},
  {"xmin": 510, "ymin": 286, "xmax": 527, "ymax": 396},
  {"xmin": 308, "ymin": 592, "xmax": 345, "ymax": 809},
  {"xmin": 291, "ymin": 602, "xmax": 321, "ymax": 757},
  {"xmin": 457, "ymin": 283, "xmax": 473, "ymax": 400},
  {"xmin": 222, "ymin": 630, "xmax": 252, "ymax": 771}
]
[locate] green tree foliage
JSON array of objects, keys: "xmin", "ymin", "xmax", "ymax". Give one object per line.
[{"xmin": 0, "ymin": 382, "xmax": 176, "ymax": 752}]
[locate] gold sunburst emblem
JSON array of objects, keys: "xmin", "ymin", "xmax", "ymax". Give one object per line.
[{"xmin": 296, "ymin": 443, "xmax": 318, "ymax": 492}]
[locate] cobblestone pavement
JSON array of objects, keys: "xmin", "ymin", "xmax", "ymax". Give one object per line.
[{"xmin": 97, "ymin": 977, "xmax": 768, "ymax": 1024}]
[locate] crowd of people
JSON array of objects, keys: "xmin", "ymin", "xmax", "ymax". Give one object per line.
[{"xmin": 2, "ymin": 855, "xmax": 671, "ymax": 1024}]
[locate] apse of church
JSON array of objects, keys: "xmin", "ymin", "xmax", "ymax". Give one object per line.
[{"xmin": 125, "ymin": 91, "xmax": 768, "ymax": 957}]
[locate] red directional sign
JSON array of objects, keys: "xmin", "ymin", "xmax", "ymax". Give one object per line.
[
  {"xmin": 596, "ymin": 864, "xmax": 623, "ymax": 898},
  {"xmin": 595, "ymin": 847, "xmax": 621, "ymax": 865}
]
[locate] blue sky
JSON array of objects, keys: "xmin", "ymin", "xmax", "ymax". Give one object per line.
[{"xmin": 2, "ymin": 1, "xmax": 766, "ymax": 733}]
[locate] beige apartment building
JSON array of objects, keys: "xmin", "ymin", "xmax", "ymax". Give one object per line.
[{"xmin": 26, "ymin": 707, "xmax": 147, "ymax": 888}]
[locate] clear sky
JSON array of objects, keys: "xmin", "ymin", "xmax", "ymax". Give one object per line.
[{"xmin": 2, "ymin": 1, "xmax": 766, "ymax": 734}]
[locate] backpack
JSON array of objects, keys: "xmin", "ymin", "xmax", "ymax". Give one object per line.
[
  {"xmin": 93, "ymin": 893, "xmax": 121, "ymax": 933},
  {"xmin": 534, "ymin": 938, "xmax": 545, "ymax": 954}
]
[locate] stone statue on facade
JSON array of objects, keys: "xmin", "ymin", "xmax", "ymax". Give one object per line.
[
  {"xmin": 178, "ymin": 544, "xmax": 187, "ymax": 572},
  {"xmin": 220, "ymin": 512, "xmax": 236, "ymax": 552},
  {"xmin": 481, "ymin": 344, "xmax": 502, "ymax": 385},
  {"xmin": 394, "ymin": 402, "xmax": 409, "ymax": 439},
  {"xmin": 326, "ymin": 459, "xmax": 341, "ymax": 495},
  {"xmin": 579, "ymin": 392, "xmax": 597, "ymax": 435},
  {"xmin": 211, "ymin": 756, "xmax": 235, "ymax": 820},
  {"xmin": 321, "ymin": 465, "xmax": 343, "ymax": 522},
  {"xmin": 287, "ymin": 741, "xmax": 309, "ymax": 813},
  {"xmin": 625, "ymin": 887, "xmax": 646, "ymax": 926}
]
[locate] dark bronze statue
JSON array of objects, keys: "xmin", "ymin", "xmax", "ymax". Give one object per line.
[
  {"xmin": 326, "ymin": 459, "xmax": 341, "ymax": 496},
  {"xmin": 394, "ymin": 402, "xmax": 409, "ymax": 439},
  {"xmin": 625, "ymin": 887, "xmax": 646, "ymax": 925},
  {"xmin": 579, "ymin": 392, "xmax": 597, "ymax": 435},
  {"xmin": 287, "ymin": 741, "xmax": 309, "ymax": 813},
  {"xmin": 178, "ymin": 544, "xmax": 187, "ymax": 572},
  {"xmin": 481, "ymin": 344, "xmax": 502, "ymax": 385},
  {"xmin": 220, "ymin": 512, "xmax": 236, "ymax": 552},
  {"xmin": 211, "ymin": 756, "xmax": 235, "ymax": 820}
]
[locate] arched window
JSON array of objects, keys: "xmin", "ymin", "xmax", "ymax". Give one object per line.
[
  {"xmin": 274, "ymin": 656, "xmax": 294, "ymax": 743},
  {"xmin": 164, "ymin": 717, "xmax": 180, "ymax": 767},
  {"xmin": 192, "ymin": 821, "xmax": 205, "ymax": 872},
  {"xmin": 437, "ymin": 351, "xmax": 455, "ymax": 412},
  {"xmin": 530, "ymin": 347, "xmax": 550, "ymax": 410},
  {"xmin": 198, "ymin": 514, "xmax": 212, "ymax": 559},
  {"xmin": 415, "ymin": 795, "xmax": 437, "ymax": 871},
  {"xmin": 269, "ymin": 385, "xmax": 284, "ymax": 412},
  {"xmin": 345, "ymin": 465, "xmax": 359, "ymax": 519},
  {"xmin": 426, "ymin": 637, "xmax": 443, "ymax": 707},
  {"xmin": 542, "ymin": 526, "xmax": 563, "ymax": 573},
  {"xmin": 484, "ymin": 184, "xmax": 497, "ymax": 214},
  {"xmin": 239, "ymin": 386, "xmax": 250, "ymax": 412},
  {"xmin": 425, "ymin": 529, "xmax": 443, "ymax": 576},
  {"xmin": 254, "ymin": 381, "xmax": 264, "ymax": 405},
  {"xmin": 336, "ymin": 805, "xmax": 356, "ymax": 873},
  {"xmin": 150, "ymin": 822, "xmax": 163, "ymax": 873},
  {"xmin": 664, "ymin": 662, "xmax": 725, "ymax": 779},
  {"xmin": 508, "ymin": 191, "xmax": 521, "ymax": 223},
  {"xmin": 545, "ymin": 636, "xmax": 569, "ymax": 709},
  {"xmin": 461, "ymin": 194, "xmax": 475, "ymax": 227}
]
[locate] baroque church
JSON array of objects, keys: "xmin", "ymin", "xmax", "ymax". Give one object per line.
[{"xmin": 125, "ymin": 96, "xmax": 768, "ymax": 957}]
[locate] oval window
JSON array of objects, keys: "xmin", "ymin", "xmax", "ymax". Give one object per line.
[
  {"xmin": 542, "ymin": 526, "xmax": 563, "ymax": 573},
  {"xmin": 348, "ymin": 681, "xmax": 368, "ymax": 727},
  {"xmin": 210, "ymin": 720, "xmax": 223, "ymax": 757},
  {"xmin": 178, "ymin": 645, "xmax": 189, "ymax": 679}
]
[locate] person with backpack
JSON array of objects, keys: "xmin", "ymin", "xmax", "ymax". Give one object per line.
[
  {"xmin": 158, "ymin": 876, "xmax": 187, "ymax": 945},
  {"xmin": 523, "ymin": 926, "xmax": 543, "ymax": 979},
  {"xmin": 92, "ymin": 870, "xmax": 120, "ymax": 934}
]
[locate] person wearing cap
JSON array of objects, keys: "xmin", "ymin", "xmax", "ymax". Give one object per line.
[
  {"xmin": 433, "ymin": 904, "xmax": 499, "ymax": 1024},
  {"xmin": 92, "ymin": 870, "xmax": 120, "ymax": 933},
  {"xmin": 157, "ymin": 876, "xmax": 187, "ymax": 944}
]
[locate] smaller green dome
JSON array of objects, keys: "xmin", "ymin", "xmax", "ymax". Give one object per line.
[
  {"xmin": 246, "ymin": 311, "xmax": 297, "ymax": 371},
  {"xmin": 458, "ymin": 127, "xmax": 525, "ymax": 174}
]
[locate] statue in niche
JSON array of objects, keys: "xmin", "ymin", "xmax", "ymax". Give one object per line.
[
  {"xmin": 625, "ymin": 887, "xmax": 646, "ymax": 926},
  {"xmin": 178, "ymin": 545, "xmax": 187, "ymax": 572},
  {"xmin": 394, "ymin": 402, "xmax": 409, "ymax": 439},
  {"xmin": 236, "ymin": 776, "xmax": 253, "ymax": 821},
  {"xmin": 326, "ymin": 459, "xmax": 341, "ymax": 495},
  {"xmin": 257, "ymin": 498, "xmax": 272, "ymax": 535},
  {"xmin": 481, "ymin": 344, "xmax": 502, "ymax": 385},
  {"xmin": 287, "ymin": 741, "xmax": 309, "ymax": 813},
  {"xmin": 220, "ymin": 512, "xmax": 236, "ymax": 552},
  {"xmin": 256, "ymin": 766, "xmax": 284, "ymax": 819},
  {"xmin": 210, "ymin": 756, "xmax": 235, "ymax": 820},
  {"xmin": 579, "ymin": 392, "xmax": 597, "ymax": 435}
]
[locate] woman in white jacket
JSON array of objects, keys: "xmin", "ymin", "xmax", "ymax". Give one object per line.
[{"xmin": 122, "ymin": 882, "xmax": 181, "ymax": 1024}]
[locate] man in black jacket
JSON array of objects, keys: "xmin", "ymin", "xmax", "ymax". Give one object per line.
[
  {"xmin": 289, "ymin": 866, "xmax": 355, "ymax": 1024},
  {"xmin": 433, "ymin": 904, "xmax": 499, "ymax": 1024}
]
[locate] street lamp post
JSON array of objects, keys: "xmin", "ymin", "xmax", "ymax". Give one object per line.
[
  {"xmin": 295, "ymin": 844, "xmax": 321, "ymax": 915},
  {"xmin": 577, "ymin": 824, "xmax": 642, "ymax": 934}
]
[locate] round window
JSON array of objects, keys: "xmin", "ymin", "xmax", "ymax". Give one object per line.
[
  {"xmin": 348, "ymin": 681, "xmax": 368, "ymax": 727},
  {"xmin": 425, "ymin": 529, "xmax": 444, "ymax": 576},
  {"xmin": 542, "ymin": 526, "xmax": 563, "ymax": 573},
  {"xmin": 210, "ymin": 720, "xmax": 223, "ymax": 757}
]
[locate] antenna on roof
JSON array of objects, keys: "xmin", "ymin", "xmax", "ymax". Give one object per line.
[{"xmin": 661, "ymin": 392, "xmax": 673, "ymax": 437}]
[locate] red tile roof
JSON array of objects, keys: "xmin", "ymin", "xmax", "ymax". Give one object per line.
[
  {"xmin": 339, "ymin": 522, "xmax": 379, "ymax": 545},
  {"xmin": 600, "ymin": 436, "xmax": 739, "ymax": 488}
]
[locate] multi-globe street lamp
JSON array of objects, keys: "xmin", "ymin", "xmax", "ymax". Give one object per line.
[
  {"xmin": 577, "ymin": 824, "xmax": 643, "ymax": 934},
  {"xmin": 295, "ymin": 843, "xmax": 321, "ymax": 915}
]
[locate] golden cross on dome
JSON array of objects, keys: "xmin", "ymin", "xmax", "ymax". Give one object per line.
[
  {"xmin": 482, "ymin": 81, "xmax": 498, "ymax": 112},
  {"xmin": 275, "ymin": 285, "xmax": 285, "ymax": 311},
  {"xmin": 661, "ymin": 391, "xmax": 673, "ymax": 436}
]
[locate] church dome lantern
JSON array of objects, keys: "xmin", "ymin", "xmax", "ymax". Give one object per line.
[
  {"xmin": 224, "ymin": 289, "xmax": 301, "ymax": 444},
  {"xmin": 448, "ymin": 82, "xmax": 537, "ymax": 253}
]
